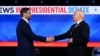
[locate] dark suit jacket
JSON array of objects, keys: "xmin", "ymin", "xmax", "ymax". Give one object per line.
[
  {"xmin": 16, "ymin": 19, "xmax": 46, "ymax": 56},
  {"xmin": 55, "ymin": 21, "xmax": 90, "ymax": 56}
]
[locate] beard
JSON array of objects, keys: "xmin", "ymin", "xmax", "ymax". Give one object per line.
[
  {"xmin": 27, "ymin": 16, "xmax": 31, "ymax": 21},
  {"xmin": 28, "ymin": 18, "xmax": 31, "ymax": 20}
]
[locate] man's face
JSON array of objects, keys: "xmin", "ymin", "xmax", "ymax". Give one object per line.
[
  {"xmin": 24, "ymin": 10, "xmax": 31, "ymax": 20},
  {"xmin": 73, "ymin": 11, "xmax": 80, "ymax": 22}
]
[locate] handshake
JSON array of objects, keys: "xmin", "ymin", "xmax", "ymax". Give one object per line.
[
  {"xmin": 46, "ymin": 36, "xmax": 73, "ymax": 43},
  {"xmin": 46, "ymin": 36, "xmax": 55, "ymax": 42}
]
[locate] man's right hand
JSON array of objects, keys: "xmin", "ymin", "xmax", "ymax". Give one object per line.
[{"xmin": 46, "ymin": 36, "xmax": 54, "ymax": 42}]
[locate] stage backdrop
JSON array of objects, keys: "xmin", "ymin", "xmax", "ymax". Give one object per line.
[{"xmin": 0, "ymin": 6, "xmax": 100, "ymax": 43}]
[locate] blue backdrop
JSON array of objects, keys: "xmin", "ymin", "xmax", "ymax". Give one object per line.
[{"xmin": 0, "ymin": 14, "xmax": 100, "ymax": 42}]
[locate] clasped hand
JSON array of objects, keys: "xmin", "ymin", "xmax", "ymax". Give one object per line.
[
  {"xmin": 46, "ymin": 36, "xmax": 73, "ymax": 43},
  {"xmin": 46, "ymin": 36, "xmax": 54, "ymax": 42}
]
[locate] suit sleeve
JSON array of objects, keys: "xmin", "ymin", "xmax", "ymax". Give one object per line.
[
  {"xmin": 73, "ymin": 24, "xmax": 90, "ymax": 44},
  {"xmin": 54, "ymin": 25, "xmax": 74, "ymax": 41},
  {"xmin": 22, "ymin": 23, "xmax": 46, "ymax": 42},
  {"xmin": 54, "ymin": 30, "xmax": 70, "ymax": 41}
]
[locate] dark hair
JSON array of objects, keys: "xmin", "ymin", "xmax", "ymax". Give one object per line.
[{"xmin": 20, "ymin": 8, "xmax": 30, "ymax": 17}]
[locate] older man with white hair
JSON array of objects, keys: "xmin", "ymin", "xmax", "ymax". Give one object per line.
[{"xmin": 48, "ymin": 10, "xmax": 90, "ymax": 56}]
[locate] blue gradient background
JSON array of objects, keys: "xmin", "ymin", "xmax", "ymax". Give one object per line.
[{"xmin": 0, "ymin": 15, "xmax": 100, "ymax": 42}]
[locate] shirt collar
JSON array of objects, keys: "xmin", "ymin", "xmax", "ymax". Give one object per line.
[
  {"xmin": 76, "ymin": 20, "xmax": 83, "ymax": 24},
  {"xmin": 22, "ymin": 17, "xmax": 29, "ymax": 23}
]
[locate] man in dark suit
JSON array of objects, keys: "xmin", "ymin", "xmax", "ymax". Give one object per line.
[
  {"xmin": 48, "ymin": 10, "xmax": 90, "ymax": 56},
  {"xmin": 16, "ymin": 8, "xmax": 51, "ymax": 56}
]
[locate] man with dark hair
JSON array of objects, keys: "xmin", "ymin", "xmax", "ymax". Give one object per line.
[
  {"xmin": 16, "ymin": 8, "xmax": 51, "ymax": 56},
  {"xmin": 20, "ymin": 8, "xmax": 30, "ymax": 17}
]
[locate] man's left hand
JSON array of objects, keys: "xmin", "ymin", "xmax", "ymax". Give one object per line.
[{"xmin": 68, "ymin": 38, "xmax": 73, "ymax": 43}]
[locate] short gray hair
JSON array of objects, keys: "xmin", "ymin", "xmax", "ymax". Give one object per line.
[{"xmin": 74, "ymin": 10, "xmax": 85, "ymax": 17}]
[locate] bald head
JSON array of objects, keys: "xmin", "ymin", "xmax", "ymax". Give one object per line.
[{"xmin": 73, "ymin": 10, "xmax": 84, "ymax": 23}]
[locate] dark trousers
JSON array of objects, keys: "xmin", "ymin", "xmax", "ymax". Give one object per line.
[{"xmin": 67, "ymin": 45, "xmax": 87, "ymax": 56}]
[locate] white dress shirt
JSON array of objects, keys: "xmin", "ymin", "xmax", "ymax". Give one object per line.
[
  {"xmin": 76, "ymin": 20, "xmax": 83, "ymax": 24},
  {"xmin": 75, "ymin": 20, "xmax": 83, "ymax": 27},
  {"xmin": 22, "ymin": 17, "xmax": 29, "ymax": 24}
]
